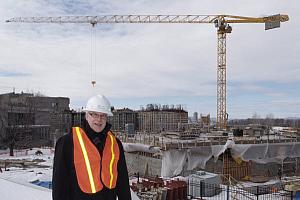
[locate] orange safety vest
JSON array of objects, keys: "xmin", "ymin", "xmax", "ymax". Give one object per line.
[{"xmin": 72, "ymin": 127, "xmax": 120, "ymax": 193}]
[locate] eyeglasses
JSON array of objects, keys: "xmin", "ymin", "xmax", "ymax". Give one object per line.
[{"xmin": 88, "ymin": 112, "xmax": 107, "ymax": 120}]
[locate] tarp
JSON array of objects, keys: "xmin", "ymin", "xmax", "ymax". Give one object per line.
[
  {"xmin": 231, "ymin": 142, "xmax": 300, "ymax": 164},
  {"xmin": 123, "ymin": 143, "xmax": 161, "ymax": 154},
  {"xmin": 187, "ymin": 146, "xmax": 212, "ymax": 170},
  {"xmin": 160, "ymin": 141, "xmax": 300, "ymax": 177},
  {"xmin": 161, "ymin": 149, "xmax": 187, "ymax": 177}
]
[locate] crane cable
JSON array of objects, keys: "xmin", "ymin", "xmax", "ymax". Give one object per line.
[{"xmin": 90, "ymin": 23, "xmax": 96, "ymax": 87}]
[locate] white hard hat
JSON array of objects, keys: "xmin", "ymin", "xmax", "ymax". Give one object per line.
[{"xmin": 83, "ymin": 94, "xmax": 113, "ymax": 116}]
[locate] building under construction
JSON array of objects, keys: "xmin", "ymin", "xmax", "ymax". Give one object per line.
[
  {"xmin": 137, "ymin": 104, "xmax": 188, "ymax": 133},
  {"xmin": 115, "ymin": 125, "xmax": 300, "ymax": 199},
  {"xmin": 109, "ymin": 108, "xmax": 138, "ymax": 132}
]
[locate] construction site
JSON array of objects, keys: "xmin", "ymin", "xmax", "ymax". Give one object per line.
[
  {"xmin": 3, "ymin": 10, "xmax": 300, "ymax": 200},
  {"xmin": 113, "ymin": 123, "xmax": 300, "ymax": 199}
]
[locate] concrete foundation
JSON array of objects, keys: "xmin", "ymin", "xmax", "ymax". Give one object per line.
[{"xmin": 125, "ymin": 152, "xmax": 162, "ymax": 177}]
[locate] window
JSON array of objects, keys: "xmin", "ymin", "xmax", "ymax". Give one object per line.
[{"xmin": 8, "ymin": 112, "xmax": 34, "ymax": 126}]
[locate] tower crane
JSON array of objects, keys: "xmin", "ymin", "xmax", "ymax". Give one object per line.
[{"xmin": 6, "ymin": 14, "xmax": 289, "ymax": 130}]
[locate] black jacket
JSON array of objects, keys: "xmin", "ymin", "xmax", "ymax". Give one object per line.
[{"xmin": 52, "ymin": 121, "xmax": 131, "ymax": 200}]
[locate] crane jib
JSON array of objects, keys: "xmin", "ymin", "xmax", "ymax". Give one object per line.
[{"xmin": 5, "ymin": 14, "xmax": 289, "ymax": 130}]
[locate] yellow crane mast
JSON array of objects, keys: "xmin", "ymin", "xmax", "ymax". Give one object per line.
[{"xmin": 6, "ymin": 14, "xmax": 289, "ymax": 130}]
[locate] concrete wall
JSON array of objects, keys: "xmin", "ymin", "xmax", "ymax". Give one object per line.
[{"xmin": 125, "ymin": 152, "xmax": 162, "ymax": 177}]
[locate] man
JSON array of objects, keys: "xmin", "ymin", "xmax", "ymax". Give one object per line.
[{"xmin": 52, "ymin": 94, "xmax": 131, "ymax": 200}]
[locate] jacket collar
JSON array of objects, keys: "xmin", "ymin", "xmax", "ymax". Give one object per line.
[{"xmin": 82, "ymin": 119, "xmax": 112, "ymax": 140}]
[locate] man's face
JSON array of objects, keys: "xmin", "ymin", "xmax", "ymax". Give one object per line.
[{"xmin": 85, "ymin": 111, "xmax": 107, "ymax": 133}]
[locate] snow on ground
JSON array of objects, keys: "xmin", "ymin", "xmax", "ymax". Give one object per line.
[
  {"xmin": 0, "ymin": 148, "xmax": 139, "ymax": 200},
  {"xmin": 0, "ymin": 148, "xmax": 53, "ymax": 200},
  {"xmin": 0, "ymin": 148, "xmax": 54, "ymax": 160},
  {"xmin": 0, "ymin": 167, "xmax": 52, "ymax": 183},
  {"xmin": 0, "ymin": 178, "xmax": 51, "ymax": 200}
]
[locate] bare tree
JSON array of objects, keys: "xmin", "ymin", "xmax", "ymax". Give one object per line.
[
  {"xmin": 0, "ymin": 99, "xmax": 18, "ymax": 156},
  {"xmin": 0, "ymin": 106, "xmax": 7, "ymax": 149},
  {"xmin": 252, "ymin": 112, "xmax": 261, "ymax": 124},
  {"xmin": 265, "ymin": 113, "xmax": 275, "ymax": 127},
  {"xmin": 0, "ymin": 95, "xmax": 34, "ymax": 156}
]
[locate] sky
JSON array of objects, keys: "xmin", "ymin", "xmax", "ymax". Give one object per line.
[{"xmin": 0, "ymin": 0, "xmax": 299, "ymax": 119}]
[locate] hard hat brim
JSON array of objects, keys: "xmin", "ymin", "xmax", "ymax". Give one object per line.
[{"xmin": 82, "ymin": 108, "xmax": 113, "ymax": 116}]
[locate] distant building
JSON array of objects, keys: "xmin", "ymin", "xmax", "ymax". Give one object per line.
[
  {"xmin": 192, "ymin": 112, "xmax": 198, "ymax": 123},
  {"xmin": 0, "ymin": 92, "xmax": 70, "ymax": 148},
  {"xmin": 125, "ymin": 123, "xmax": 135, "ymax": 135},
  {"xmin": 243, "ymin": 124, "xmax": 268, "ymax": 137},
  {"xmin": 137, "ymin": 104, "xmax": 188, "ymax": 132},
  {"xmin": 69, "ymin": 107, "xmax": 138, "ymax": 134},
  {"xmin": 70, "ymin": 109, "xmax": 85, "ymax": 128},
  {"xmin": 200, "ymin": 114, "xmax": 211, "ymax": 131},
  {"xmin": 108, "ymin": 108, "xmax": 138, "ymax": 132},
  {"xmin": 67, "ymin": 103, "xmax": 189, "ymax": 135}
]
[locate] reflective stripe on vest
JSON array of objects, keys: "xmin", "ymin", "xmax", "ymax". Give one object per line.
[
  {"xmin": 101, "ymin": 132, "xmax": 120, "ymax": 189},
  {"xmin": 72, "ymin": 127, "xmax": 120, "ymax": 193}
]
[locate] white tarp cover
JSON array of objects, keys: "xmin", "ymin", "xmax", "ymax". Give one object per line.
[
  {"xmin": 161, "ymin": 141, "xmax": 300, "ymax": 177},
  {"xmin": 161, "ymin": 149, "xmax": 187, "ymax": 177},
  {"xmin": 123, "ymin": 143, "xmax": 161, "ymax": 154},
  {"xmin": 161, "ymin": 140, "xmax": 234, "ymax": 177},
  {"xmin": 231, "ymin": 142, "xmax": 300, "ymax": 164},
  {"xmin": 186, "ymin": 146, "xmax": 212, "ymax": 170},
  {"xmin": 211, "ymin": 140, "xmax": 235, "ymax": 161}
]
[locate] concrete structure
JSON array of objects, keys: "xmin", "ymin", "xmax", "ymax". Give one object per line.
[
  {"xmin": 0, "ymin": 92, "xmax": 70, "ymax": 148},
  {"xmin": 200, "ymin": 114, "xmax": 211, "ymax": 133},
  {"xmin": 188, "ymin": 171, "xmax": 221, "ymax": 197},
  {"xmin": 137, "ymin": 104, "xmax": 188, "ymax": 133},
  {"xmin": 243, "ymin": 124, "xmax": 268, "ymax": 137},
  {"xmin": 118, "ymin": 132, "xmax": 300, "ymax": 182},
  {"xmin": 125, "ymin": 152, "xmax": 162, "ymax": 177},
  {"xmin": 108, "ymin": 108, "xmax": 138, "ymax": 132},
  {"xmin": 125, "ymin": 123, "xmax": 135, "ymax": 135}
]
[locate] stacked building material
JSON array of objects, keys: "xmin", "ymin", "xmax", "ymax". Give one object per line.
[{"xmin": 130, "ymin": 177, "xmax": 187, "ymax": 200}]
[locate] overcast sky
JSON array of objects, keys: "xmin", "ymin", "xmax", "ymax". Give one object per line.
[{"xmin": 0, "ymin": 0, "xmax": 299, "ymax": 119}]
